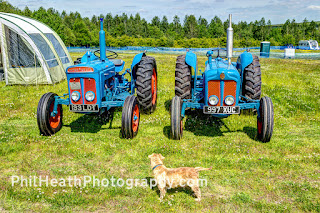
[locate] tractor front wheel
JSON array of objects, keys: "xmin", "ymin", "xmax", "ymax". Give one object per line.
[
  {"xmin": 121, "ymin": 95, "xmax": 140, "ymax": 139},
  {"xmin": 37, "ymin": 92, "xmax": 63, "ymax": 136},
  {"xmin": 257, "ymin": 96, "xmax": 274, "ymax": 142},
  {"xmin": 136, "ymin": 56, "xmax": 157, "ymax": 114},
  {"xmin": 171, "ymin": 96, "xmax": 183, "ymax": 140}
]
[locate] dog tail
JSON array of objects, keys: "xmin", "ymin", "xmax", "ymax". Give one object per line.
[{"xmin": 195, "ymin": 166, "xmax": 212, "ymax": 172}]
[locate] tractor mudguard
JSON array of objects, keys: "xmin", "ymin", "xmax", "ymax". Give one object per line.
[
  {"xmin": 185, "ymin": 51, "xmax": 197, "ymax": 72},
  {"xmin": 238, "ymin": 51, "xmax": 253, "ymax": 72},
  {"xmin": 131, "ymin": 52, "xmax": 146, "ymax": 79},
  {"xmin": 80, "ymin": 51, "xmax": 99, "ymax": 63}
]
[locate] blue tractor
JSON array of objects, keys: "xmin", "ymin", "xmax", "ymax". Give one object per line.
[
  {"xmin": 171, "ymin": 14, "xmax": 274, "ymax": 142},
  {"xmin": 37, "ymin": 18, "xmax": 158, "ymax": 139}
]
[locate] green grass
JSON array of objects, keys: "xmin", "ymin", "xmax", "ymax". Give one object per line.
[{"xmin": 0, "ymin": 53, "xmax": 320, "ymax": 212}]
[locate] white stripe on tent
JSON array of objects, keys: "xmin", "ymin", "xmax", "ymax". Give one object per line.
[
  {"xmin": 8, "ymin": 13, "xmax": 53, "ymax": 33},
  {"xmin": 0, "ymin": 23, "xmax": 8, "ymax": 85},
  {"xmin": 0, "ymin": 17, "xmax": 52, "ymax": 84}
]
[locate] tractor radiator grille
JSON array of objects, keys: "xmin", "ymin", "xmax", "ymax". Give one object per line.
[
  {"xmin": 70, "ymin": 78, "xmax": 82, "ymax": 104},
  {"xmin": 223, "ymin": 81, "xmax": 237, "ymax": 106},
  {"xmin": 207, "ymin": 81, "xmax": 221, "ymax": 106},
  {"xmin": 83, "ymin": 78, "xmax": 97, "ymax": 104},
  {"xmin": 207, "ymin": 80, "xmax": 236, "ymax": 106}
]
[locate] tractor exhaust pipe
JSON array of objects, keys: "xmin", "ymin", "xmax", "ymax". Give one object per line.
[
  {"xmin": 99, "ymin": 18, "xmax": 106, "ymax": 62},
  {"xmin": 226, "ymin": 14, "xmax": 233, "ymax": 65}
]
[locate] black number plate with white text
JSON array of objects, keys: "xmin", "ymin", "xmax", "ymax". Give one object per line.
[
  {"xmin": 69, "ymin": 104, "xmax": 99, "ymax": 112},
  {"xmin": 203, "ymin": 106, "xmax": 240, "ymax": 114}
]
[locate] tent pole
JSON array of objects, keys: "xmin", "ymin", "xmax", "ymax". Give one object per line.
[{"xmin": 35, "ymin": 52, "xmax": 37, "ymax": 85}]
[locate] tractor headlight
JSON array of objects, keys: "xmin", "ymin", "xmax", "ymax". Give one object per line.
[
  {"xmin": 85, "ymin": 91, "xmax": 95, "ymax": 102},
  {"xmin": 208, "ymin": 95, "xmax": 219, "ymax": 106},
  {"xmin": 71, "ymin": 91, "xmax": 81, "ymax": 102},
  {"xmin": 224, "ymin": 96, "xmax": 235, "ymax": 106}
]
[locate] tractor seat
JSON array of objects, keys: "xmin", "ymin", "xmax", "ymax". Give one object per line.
[{"xmin": 109, "ymin": 59, "xmax": 124, "ymax": 66}]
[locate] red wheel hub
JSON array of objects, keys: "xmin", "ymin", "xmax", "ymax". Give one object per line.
[
  {"xmin": 49, "ymin": 102, "xmax": 61, "ymax": 129},
  {"xmin": 132, "ymin": 104, "xmax": 140, "ymax": 132},
  {"xmin": 257, "ymin": 119, "xmax": 262, "ymax": 134},
  {"xmin": 151, "ymin": 68, "xmax": 157, "ymax": 105}
]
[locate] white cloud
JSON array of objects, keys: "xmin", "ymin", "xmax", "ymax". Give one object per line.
[{"xmin": 307, "ymin": 5, "xmax": 320, "ymax": 10}]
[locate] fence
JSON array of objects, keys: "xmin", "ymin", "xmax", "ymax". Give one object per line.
[{"xmin": 67, "ymin": 46, "xmax": 320, "ymax": 60}]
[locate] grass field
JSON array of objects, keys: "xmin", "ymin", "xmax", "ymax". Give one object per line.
[{"xmin": 0, "ymin": 53, "xmax": 320, "ymax": 212}]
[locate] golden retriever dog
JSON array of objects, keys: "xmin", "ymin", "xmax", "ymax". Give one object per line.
[{"xmin": 148, "ymin": 153, "xmax": 211, "ymax": 201}]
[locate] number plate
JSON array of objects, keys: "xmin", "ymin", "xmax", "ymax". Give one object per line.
[
  {"xmin": 69, "ymin": 104, "xmax": 99, "ymax": 112},
  {"xmin": 203, "ymin": 106, "xmax": 240, "ymax": 114}
]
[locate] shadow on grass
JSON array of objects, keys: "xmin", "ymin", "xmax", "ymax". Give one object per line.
[
  {"xmin": 164, "ymin": 99, "xmax": 171, "ymax": 112},
  {"xmin": 145, "ymin": 176, "xmax": 195, "ymax": 198},
  {"xmin": 184, "ymin": 110, "xmax": 225, "ymax": 137},
  {"xmin": 65, "ymin": 109, "xmax": 117, "ymax": 133},
  {"xmin": 243, "ymin": 126, "xmax": 259, "ymax": 141},
  {"xmin": 163, "ymin": 108, "xmax": 260, "ymax": 141}
]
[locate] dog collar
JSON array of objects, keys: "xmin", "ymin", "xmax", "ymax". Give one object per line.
[{"xmin": 152, "ymin": 164, "xmax": 162, "ymax": 170}]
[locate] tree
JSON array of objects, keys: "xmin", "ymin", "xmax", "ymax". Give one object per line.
[
  {"xmin": 1, "ymin": 1, "xmax": 319, "ymax": 48},
  {"xmin": 73, "ymin": 19, "xmax": 91, "ymax": 46},
  {"xmin": 151, "ymin": 16, "xmax": 160, "ymax": 28},
  {"xmin": 160, "ymin": 16, "xmax": 169, "ymax": 33},
  {"xmin": 184, "ymin": 15, "xmax": 198, "ymax": 38}
]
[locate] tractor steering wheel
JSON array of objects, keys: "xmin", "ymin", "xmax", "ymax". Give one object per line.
[
  {"xmin": 211, "ymin": 48, "xmax": 227, "ymax": 59},
  {"xmin": 94, "ymin": 49, "xmax": 118, "ymax": 59}
]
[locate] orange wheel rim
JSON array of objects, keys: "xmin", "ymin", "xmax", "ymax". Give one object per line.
[
  {"xmin": 49, "ymin": 102, "xmax": 61, "ymax": 129},
  {"xmin": 180, "ymin": 119, "xmax": 183, "ymax": 134},
  {"xmin": 132, "ymin": 104, "xmax": 140, "ymax": 132},
  {"xmin": 151, "ymin": 68, "xmax": 157, "ymax": 105}
]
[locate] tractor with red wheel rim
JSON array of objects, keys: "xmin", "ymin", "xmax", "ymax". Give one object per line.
[
  {"xmin": 171, "ymin": 14, "xmax": 274, "ymax": 142},
  {"xmin": 37, "ymin": 18, "xmax": 157, "ymax": 139}
]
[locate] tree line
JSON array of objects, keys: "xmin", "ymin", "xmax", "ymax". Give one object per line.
[{"xmin": 0, "ymin": 0, "xmax": 319, "ymax": 48}]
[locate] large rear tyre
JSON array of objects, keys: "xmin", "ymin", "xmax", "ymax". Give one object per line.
[
  {"xmin": 175, "ymin": 55, "xmax": 191, "ymax": 100},
  {"xmin": 37, "ymin": 92, "xmax": 63, "ymax": 136},
  {"xmin": 136, "ymin": 56, "xmax": 157, "ymax": 114},
  {"xmin": 257, "ymin": 96, "xmax": 274, "ymax": 142},
  {"xmin": 171, "ymin": 96, "xmax": 183, "ymax": 140},
  {"xmin": 242, "ymin": 55, "xmax": 261, "ymax": 100},
  {"xmin": 121, "ymin": 95, "xmax": 140, "ymax": 139}
]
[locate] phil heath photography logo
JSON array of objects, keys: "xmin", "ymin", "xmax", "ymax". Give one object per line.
[{"xmin": 11, "ymin": 176, "xmax": 208, "ymax": 189}]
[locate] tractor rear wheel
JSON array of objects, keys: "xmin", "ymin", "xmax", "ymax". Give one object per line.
[
  {"xmin": 242, "ymin": 55, "xmax": 261, "ymax": 100},
  {"xmin": 171, "ymin": 96, "xmax": 183, "ymax": 140},
  {"xmin": 136, "ymin": 56, "xmax": 157, "ymax": 114},
  {"xmin": 37, "ymin": 92, "xmax": 63, "ymax": 136},
  {"xmin": 121, "ymin": 95, "xmax": 140, "ymax": 139},
  {"xmin": 257, "ymin": 96, "xmax": 274, "ymax": 142},
  {"xmin": 175, "ymin": 55, "xmax": 191, "ymax": 100}
]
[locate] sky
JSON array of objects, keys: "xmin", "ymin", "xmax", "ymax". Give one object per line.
[{"xmin": 7, "ymin": 0, "xmax": 320, "ymax": 24}]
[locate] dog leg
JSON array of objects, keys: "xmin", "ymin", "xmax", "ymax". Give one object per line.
[
  {"xmin": 159, "ymin": 187, "xmax": 166, "ymax": 201},
  {"xmin": 192, "ymin": 185, "xmax": 201, "ymax": 201}
]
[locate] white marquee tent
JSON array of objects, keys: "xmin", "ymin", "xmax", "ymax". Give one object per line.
[{"xmin": 0, "ymin": 12, "xmax": 73, "ymax": 85}]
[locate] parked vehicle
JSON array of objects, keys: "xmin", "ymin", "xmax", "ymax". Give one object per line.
[
  {"xmin": 298, "ymin": 40, "xmax": 319, "ymax": 50},
  {"xmin": 37, "ymin": 18, "xmax": 158, "ymax": 139},
  {"xmin": 171, "ymin": 14, "xmax": 274, "ymax": 142}
]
